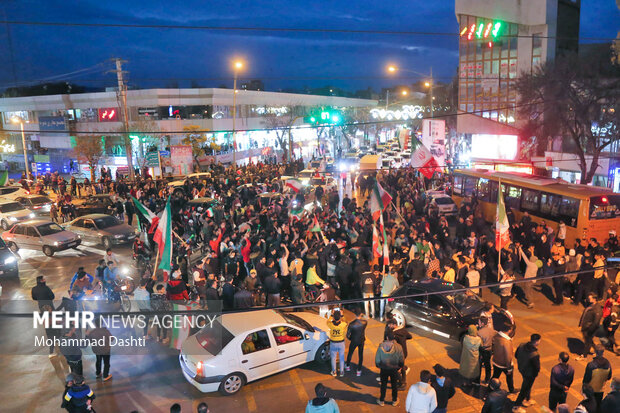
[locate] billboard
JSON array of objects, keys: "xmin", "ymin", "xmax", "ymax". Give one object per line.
[
  {"xmin": 421, "ymin": 119, "xmax": 445, "ymax": 168},
  {"xmin": 39, "ymin": 116, "xmax": 66, "ymax": 131},
  {"xmin": 471, "ymin": 134, "xmax": 518, "ymax": 160},
  {"xmin": 170, "ymin": 145, "xmax": 193, "ymax": 175},
  {"xmin": 98, "ymin": 108, "xmax": 119, "ymax": 122}
]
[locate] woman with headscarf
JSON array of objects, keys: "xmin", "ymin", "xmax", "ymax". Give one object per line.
[{"xmin": 459, "ymin": 324, "xmax": 482, "ymax": 386}]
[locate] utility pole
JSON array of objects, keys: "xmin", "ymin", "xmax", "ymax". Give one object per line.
[
  {"xmin": 430, "ymin": 67, "xmax": 434, "ymax": 118},
  {"xmin": 113, "ymin": 58, "xmax": 134, "ymax": 180}
]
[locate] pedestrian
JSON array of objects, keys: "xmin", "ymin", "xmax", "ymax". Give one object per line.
[
  {"xmin": 459, "ymin": 324, "xmax": 482, "ymax": 386},
  {"xmin": 327, "ymin": 309, "xmax": 347, "ymax": 377},
  {"xmin": 345, "ymin": 307, "xmax": 367, "ymax": 376},
  {"xmin": 197, "ymin": 401, "xmax": 210, "ymax": 413},
  {"xmin": 513, "ymin": 333, "xmax": 541, "ymax": 412},
  {"xmin": 375, "ymin": 330, "xmax": 404, "ymax": 406},
  {"xmin": 263, "ymin": 271, "xmax": 281, "ymax": 307},
  {"xmin": 600, "ymin": 377, "xmax": 619, "ymax": 413},
  {"xmin": 385, "ymin": 315, "xmax": 413, "ymax": 389},
  {"xmin": 42, "ymin": 304, "xmax": 60, "ymax": 357},
  {"xmin": 360, "ymin": 266, "xmax": 377, "ymax": 318},
  {"xmin": 481, "ymin": 378, "xmax": 508, "ymax": 413},
  {"xmin": 379, "ymin": 269, "xmax": 399, "ymax": 321},
  {"xmin": 134, "ymin": 278, "xmax": 152, "ymax": 339},
  {"xmin": 491, "ymin": 330, "xmax": 515, "ymax": 393},
  {"xmin": 61, "ymin": 374, "xmax": 95, "ymax": 413},
  {"xmin": 233, "ymin": 284, "xmax": 254, "ymax": 309},
  {"xmin": 305, "ymin": 383, "xmax": 340, "ymax": 413},
  {"xmin": 31, "ymin": 275, "xmax": 55, "ymax": 311},
  {"xmin": 222, "ymin": 276, "xmax": 235, "ymax": 310},
  {"xmin": 477, "ymin": 316, "xmax": 494, "ymax": 384},
  {"xmin": 575, "ymin": 384, "xmax": 597, "ymax": 413},
  {"xmin": 577, "ymin": 293, "xmax": 603, "ymax": 360},
  {"xmin": 518, "ymin": 245, "xmax": 538, "ymax": 308},
  {"xmin": 549, "ymin": 352, "xmax": 574, "ymax": 412},
  {"xmin": 151, "ymin": 284, "xmax": 170, "ymax": 343},
  {"xmin": 430, "ymin": 364, "xmax": 455, "ymax": 413},
  {"xmin": 86, "ymin": 319, "xmax": 113, "ymax": 381},
  {"xmin": 404, "ymin": 369, "xmax": 437, "ymax": 413},
  {"xmin": 124, "ymin": 196, "xmax": 135, "ymax": 226},
  {"xmin": 583, "ymin": 344, "xmax": 612, "ymax": 410},
  {"xmin": 498, "ymin": 270, "xmax": 514, "ymax": 310},
  {"xmin": 60, "ymin": 328, "xmax": 83, "ymax": 376}
]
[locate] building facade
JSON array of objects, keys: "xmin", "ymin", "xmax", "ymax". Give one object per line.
[{"xmin": 0, "ymin": 88, "xmax": 376, "ymax": 177}]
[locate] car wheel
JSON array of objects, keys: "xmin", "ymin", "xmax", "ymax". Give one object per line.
[
  {"xmin": 42, "ymin": 246, "xmax": 54, "ymax": 257},
  {"xmin": 219, "ymin": 373, "xmax": 245, "ymax": 395},
  {"xmin": 314, "ymin": 342, "xmax": 331, "ymax": 363},
  {"xmin": 102, "ymin": 237, "xmax": 112, "ymax": 249},
  {"xmin": 1, "ymin": 220, "xmax": 9, "ymax": 230},
  {"xmin": 391, "ymin": 310, "xmax": 406, "ymax": 328},
  {"xmin": 7, "ymin": 242, "xmax": 18, "ymax": 253}
]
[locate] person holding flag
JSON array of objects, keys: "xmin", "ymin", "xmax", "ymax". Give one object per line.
[{"xmin": 153, "ymin": 196, "xmax": 173, "ymax": 281}]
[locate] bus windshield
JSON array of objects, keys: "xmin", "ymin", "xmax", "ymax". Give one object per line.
[{"xmin": 590, "ymin": 195, "xmax": 620, "ymax": 220}]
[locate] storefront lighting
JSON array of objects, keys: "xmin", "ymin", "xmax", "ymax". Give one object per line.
[{"xmin": 0, "ymin": 140, "xmax": 16, "ymax": 153}]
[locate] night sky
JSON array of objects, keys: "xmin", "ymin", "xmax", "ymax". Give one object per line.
[{"xmin": 0, "ymin": 0, "xmax": 618, "ymax": 92}]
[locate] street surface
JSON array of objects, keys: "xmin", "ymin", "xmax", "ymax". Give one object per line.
[{"xmin": 0, "ymin": 179, "xmax": 617, "ymax": 412}]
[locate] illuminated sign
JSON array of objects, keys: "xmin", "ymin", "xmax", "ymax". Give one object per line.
[
  {"xmin": 98, "ymin": 108, "xmax": 118, "ymax": 122},
  {"xmin": 460, "ymin": 20, "xmax": 503, "ymax": 48},
  {"xmin": 370, "ymin": 105, "xmax": 425, "ymax": 121},
  {"xmin": 471, "ymin": 134, "xmax": 518, "ymax": 160},
  {"xmin": 0, "ymin": 140, "xmax": 16, "ymax": 153}
]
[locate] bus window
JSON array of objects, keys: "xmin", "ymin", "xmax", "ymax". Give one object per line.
[
  {"xmin": 559, "ymin": 196, "xmax": 580, "ymax": 227},
  {"xmin": 463, "ymin": 177, "xmax": 477, "ymax": 196},
  {"xmin": 490, "ymin": 181, "xmax": 498, "ymax": 203},
  {"xmin": 477, "ymin": 178, "xmax": 491, "ymax": 202},
  {"xmin": 521, "ymin": 188, "xmax": 541, "ymax": 213},
  {"xmin": 541, "ymin": 193, "xmax": 561, "ymax": 216},
  {"xmin": 503, "ymin": 185, "xmax": 522, "ymax": 210},
  {"xmin": 453, "ymin": 175, "xmax": 463, "ymax": 195},
  {"xmin": 589, "ymin": 195, "xmax": 620, "ymax": 220}
]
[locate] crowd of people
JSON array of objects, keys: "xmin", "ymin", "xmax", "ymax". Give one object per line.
[{"xmin": 23, "ymin": 158, "xmax": 620, "ymax": 412}]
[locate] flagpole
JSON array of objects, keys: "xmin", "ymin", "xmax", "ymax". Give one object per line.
[
  {"xmin": 390, "ymin": 201, "xmax": 406, "ymax": 223},
  {"xmin": 380, "ymin": 212, "xmax": 386, "ymax": 276},
  {"xmin": 497, "ymin": 178, "xmax": 501, "ymax": 281},
  {"xmin": 152, "ymin": 246, "xmax": 161, "ymax": 280}
]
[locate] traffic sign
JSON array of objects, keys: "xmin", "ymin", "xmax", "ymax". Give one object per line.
[{"xmin": 145, "ymin": 151, "xmax": 160, "ymax": 167}]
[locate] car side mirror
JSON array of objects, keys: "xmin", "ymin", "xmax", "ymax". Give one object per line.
[{"xmin": 304, "ymin": 333, "xmax": 310, "ymax": 340}]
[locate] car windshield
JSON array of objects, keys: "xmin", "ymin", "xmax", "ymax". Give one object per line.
[
  {"xmin": 194, "ymin": 319, "xmax": 235, "ymax": 355},
  {"xmin": 310, "ymin": 178, "xmax": 325, "ymax": 186},
  {"xmin": 445, "ymin": 290, "xmax": 484, "ymax": 315},
  {"xmin": 29, "ymin": 196, "xmax": 51, "ymax": 205},
  {"xmin": 94, "ymin": 216, "xmax": 122, "ymax": 229},
  {"xmin": 0, "ymin": 237, "xmax": 6, "ymax": 248},
  {"xmin": 0, "ymin": 202, "xmax": 25, "ymax": 213},
  {"xmin": 279, "ymin": 312, "xmax": 315, "ymax": 332},
  {"xmin": 36, "ymin": 223, "xmax": 65, "ymax": 236},
  {"xmin": 434, "ymin": 197, "xmax": 454, "ymax": 205}
]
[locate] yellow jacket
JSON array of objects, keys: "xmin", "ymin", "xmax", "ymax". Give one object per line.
[
  {"xmin": 326, "ymin": 318, "xmax": 348, "ymax": 342},
  {"xmin": 306, "ymin": 267, "xmax": 325, "ymax": 286},
  {"xmin": 443, "ymin": 268, "xmax": 456, "ymax": 283}
]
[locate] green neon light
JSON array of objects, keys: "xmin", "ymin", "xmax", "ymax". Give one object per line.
[
  {"xmin": 476, "ymin": 23, "xmax": 484, "ymax": 39},
  {"xmin": 492, "ymin": 22, "xmax": 502, "ymax": 37}
]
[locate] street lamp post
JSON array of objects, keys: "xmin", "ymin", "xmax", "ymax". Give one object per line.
[
  {"xmin": 386, "ymin": 64, "xmax": 434, "ymax": 117},
  {"xmin": 11, "ymin": 117, "xmax": 29, "ymax": 179},
  {"xmin": 231, "ymin": 60, "xmax": 243, "ymax": 167}
]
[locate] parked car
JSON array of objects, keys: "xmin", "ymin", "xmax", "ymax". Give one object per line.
[
  {"xmin": 168, "ymin": 172, "xmax": 213, "ymax": 196},
  {"xmin": 0, "ymin": 185, "xmax": 30, "ymax": 200},
  {"xmin": 0, "ymin": 237, "xmax": 18, "ymax": 277},
  {"xmin": 73, "ymin": 195, "xmax": 116, "ymax": 217},
  {"xmin": 2, "ymin": 220, "xmax": 81, "ymax": 257},
  {"xmin": 187, "ymin": 197, "xmax": 216, "ymax": 210},
  {"xmin": 429, "ymin": 194, "xmax": 458, "ymax": 217},
  {"xmin": 180, "ymin": 310, "xmax": 330, "ymax": 395},
  {"xmin": 0, "ymin": 200, "xmax": 35, "ymax": 230},
  {"xmin": 64, "ymin": 214, "xmax": 138, "ymax": 249},
  {"xmin": 15, "ymin": 195, "xmax": 53, "ymax": 218},
  {"xmin": 386, "ymin": 279, "xmax": 515, "ymax": 342}
]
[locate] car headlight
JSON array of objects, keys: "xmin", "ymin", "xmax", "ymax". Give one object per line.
[
  {"xmin": 4, "ymin": 256, "xmax": 16, "ymax": 265},
  {"xmin": 8, "ymin": 217, "xmax": 17, "ymax": 222},
  {"xmin": 53, "ymin": 242, "xmax": 59, "ymax": 246},
  {"xmin": 114, "ymin": 234, "xmax": 124, "ymax": 239},
  {"xmin": 29, "ymin": 213, "xmax": 35, "ymax": 218}
]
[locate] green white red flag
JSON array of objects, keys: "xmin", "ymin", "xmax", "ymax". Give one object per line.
[
  {"xmin": 0, "ymin": 171, "xmax": 8, "ymax": 186},
  {"xmin": 154, "ymin": 197, "xmax": 173, "ymax": 272},
  {"xmin": 170, "ymin": 303, "xmax": 193, "ymax": 350},
  {"xmin": 370, "ymin": 180, "xmax": 392, "ymax": 221},
  {"xmin": 380, "ymin": 214, "xmax": 390, "ymax": 266},
  {"xmin": 410, "ymin": 138, "xmax": 439, "ymax": 179},
  {"xmin": 372, "ymin": 225, "xmax": 382, "ymax": 258},
  {"xmin": 495, "ymin": 180, "xmax": 510, "ymax": 251},
  {"xmin": 285, "ymin": 178, "xmax": 303, "ymax": 193},
  {"xmin": 310, "ymin": 215, "xmax": 322, "ymax": 232}
]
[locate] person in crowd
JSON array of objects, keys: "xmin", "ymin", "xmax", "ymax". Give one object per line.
[
  {"xmin": 327, "ymin": 310, "xmax": 347, "ymax": 377},
  {"xmin": 60, "ymin": 328, "xmax": 83, "ymax": 376},
  {"xmin": 600, "ymin": 377, "xmax": 620, "ymax": 412},
  {"xmin": 481, "ymin": 378, "xmax": 508, "ymax": 413},
  {"xmin": 345, "ymin": 308, "xmax": 367, "ymax": 377},
  {"xmin": 492, "ymin": 329, "xmax": 515, "ymax": 394},
  {"xmin": 404, "ymin": 369, "xmax": 437, "ymax": 413},
  {"xmin": 375, "ymin": 330, "xmax": 404, "ymax": 407},
  {"xmin": 575, "ymin": 384, "xmax": 597, "ymax": 413},
  {"xmin": 305, "ymin": 383, "xmax": 340, "ymax": 413},
  {"xmin": 86, "ymin": 319, "xmax": 113, "ymax": 381},
  {"xmin": 478, "ymin": 316, "xmax": 495, "ymax": 384},
  {"xmin": 549, "ymin": 351, "xmax": 574, "ymax": 412},
  {"xmin": 62, "ymin": 374, "xmax": 95, "ymax": 413},
  {"xmin": 513, "ymin": 334, "xmax": 541, "ymax": 413},
  {"xmin": 578, "ymin": 293, "xmax": 603, "ymax": 360},
  {"xmin": 31, "ymin": 275, "xmax": 55, "ymax": 311},
  {"xmin": 583, "ymin": 344, "xmax": 612, "ymax": 410},
  {"xmin": 459, "ymin": 324, "xmax": 482, "ymax": 387},
  {"xmin": 430, "ymin": 364, "xmax": 455, "ymax": 413}
]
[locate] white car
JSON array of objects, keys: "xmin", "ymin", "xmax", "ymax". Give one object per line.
[
  {"xmin": 0, "ymin": 186, "xmax": 31, "ymax": 200},
  {"xmin": 180, "ymin": 310, "xmax": 330, "ymax": 395},
  {"xmin": 0, "ymin": 200, "xmax": 35, "ymax": 230},
  {"xmin": 430, "ymin": 194, "xmax": 458, "ymax": 216},
  {"xmin": 168, "ymin": 173, "xmax": 213, "ymax": 195},
  {"xmin": 296, "ymin": 169, "xmax": 316, "ymax": 185}
]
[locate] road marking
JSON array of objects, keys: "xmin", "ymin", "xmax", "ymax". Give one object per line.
[
  {"xmin": 244, "ymin": 391, "xmax": 258, "ymax": 412},
  {"xmin": 289, "ymin": 369, "xmax": 310, "ymax": 401}
]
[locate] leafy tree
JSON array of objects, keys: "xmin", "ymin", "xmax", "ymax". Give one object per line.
[
  {"xmin": 261, "ymin": 107, "xmax": 297, "ymax": 161},
  {"xmin": 181, "ymin": 125, "xmax": 219, "ymax": 165},
  {"xmin": 516, "ymin": 51, "xmax": 619, "ymax": 184},
  {"xmin": 71, "ymin": 136, "xmax": 106, "ymax": 182}
]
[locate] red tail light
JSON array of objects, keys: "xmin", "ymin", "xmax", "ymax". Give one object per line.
[
  {"xmin": 388, "ymin": 298, "xmax": 394, "ymax": 302},
  {"xmin": 33, "ymin": 206, "xmax": 41, "ymax": 209},
  {"xmin": 196, "ymin": 360, "xmax": 204, "ymax": 376}
]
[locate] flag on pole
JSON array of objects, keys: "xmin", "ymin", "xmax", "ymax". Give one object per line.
[
  {"xmin": 132, "ymin": 196, "xmax": 158, "ymax": 233},
  {"xmin": 310, "ymin": 216, "xmax": 322, "ymax": 232},
  {"xmin": 410, "ymin": 138, "xmax": 439, "ymax": 179},
  {"xmin": 289, "ymin": 207, "xmax": 304, "ymax": 221},
  {"xmin": 495, "ymin": 180, "xmax": 510, "ymax": 251},
  {"xmin": 380, "ymin": 214, "xmax": 390, "ymax": 266},
  {"xmin": 0, "ymin": 170, "xmax": 8, "ymax": 186},
  {"xmin": 154, "ymin": 197, "xmax": 173, "ymax": 272},
  {"xmin": 372, "ymin": 225, "xmax": 382, "ymax": 258},
  {"xmin": 170, "ymin": 303, "xmax": 193, "ymax": 350},
  {"xmin": 370, "ymin": 180, "xmax": 393, "ymax": 221},
  {"xmin": 285, "ymin": 178, "xmax": 303, "ymax": 193}
]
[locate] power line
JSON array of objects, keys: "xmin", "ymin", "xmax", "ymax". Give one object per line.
[{"xmin": 0, "ymin": 20, "xmax": 616, "ymax": 41}]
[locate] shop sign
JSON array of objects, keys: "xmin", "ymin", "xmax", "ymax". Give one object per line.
[
  {"xmin": 0, "ymin": 140, "xmax": 16, "ymax": 153},
  {"xmin": 39, "ymin": 116, "xmax": 66, "ymax": 131},
  {"xmin": 98, "ymin": 108, "xmax": 119, "ymax": 122}
]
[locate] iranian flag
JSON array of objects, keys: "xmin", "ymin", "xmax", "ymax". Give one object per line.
[
  {"xmin": 170, "ymin": 303, "xmax": 193, "ymax": 350},
  {"xmin": 154, "ymin": 197, "xmax": 173, "ymax": 272},
  {"xmin": 410, "ymin": 138, "xmax": 439, "ymax": 179},
  {"xmin": 372, "ymin": 225, "xmax": 382, "ymax": 258},
  {"xmin": 370, "ymin": 181, "xmax": 393, "ymax": 221},
  {"xmin": 0, "ymin": 170, "xmax": 8, "ymax": 186},
  {"xmin": 285, "ymin": 178, "xmax": 303, "ymax": 193},
  {"xmin": 310, "ymin": 216, "xmax": 322, "ymax": 232},
  {"xmin": 132, "ymin": 197, "xmax": 158, "ymax": 232},
  {"xmin": 495, "ymin": 180, "xmax": 510, "ymax": 251},
  {"xmin": 289, "ymin": 207, "xmax": 304, "ymax": 221},
  {"xmin": 380, "ymin": 214, "xmax": 390, "ymax": 266}
]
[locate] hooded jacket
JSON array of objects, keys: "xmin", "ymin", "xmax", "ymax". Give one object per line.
[
  {"xmin": 583, "ymin": 356, "xmax": 612, "ymax": 393},
  {"xmin": 431, "ymin": 376, "xmax": 455, "ymax": 409},
  {"xmin": 405, "ymin": 381, "xmax": 437, "ymax": 413},
  {"xmin": 375, "ymin": 340, "xmax": 404, "ymax": 370},
  {"xmin": 515, "ymin": 341, "xmax": 540, "ymax": 378},
  {"xmin": 304, "ymin": 397, "xmax": 339, "ymax": 413}
]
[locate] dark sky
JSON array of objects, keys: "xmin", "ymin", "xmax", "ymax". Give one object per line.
[{"xmin": 0, "ymin": 0, "xmax": 618, "ymax": 92}]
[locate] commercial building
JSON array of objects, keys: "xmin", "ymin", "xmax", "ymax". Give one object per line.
[
  {"xmin": 454, "ymin": 0, "xmax": 580, "ymax": 170},
  {"xmin": 0, "ymin": 88, "xmax": 376, "ymax": 177}
]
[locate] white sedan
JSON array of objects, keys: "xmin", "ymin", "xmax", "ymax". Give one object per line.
[
  {"xmin": 430, "ymin": 193, "xmax": 458, "ymax": 216},
  {"xmin": 180, "ymin": 310, "xmax": 330, "ymax": 395}
]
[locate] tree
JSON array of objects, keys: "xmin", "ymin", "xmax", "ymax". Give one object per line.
[
  {"xmin": 181, "ymin": 125, "xmax": 219, "ymax": 165},
  {"xmin": 261, "ymin": 107, "xmax": 297, "ymax": 161},
  {"xmin": 72, "ymin": 136, "xmax": 105, "ymax": 182},
  {"xmin": 126, "ymin": 119, "xmax": 161, "ymax": 168},
  {"xmin": 516, "ymin": 52, "xmax": 619, "ymax": 184},
  {"xmin": 339, "ymin": 107, "xmax": 371, "ymax": 149}
]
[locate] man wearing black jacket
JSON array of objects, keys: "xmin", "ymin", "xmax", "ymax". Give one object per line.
[
  {"xmin": 513, "ymin": 334, "xmax": 541, "ymax": 412},
  {"xmin": 481, "ymin": 378, "xmax": 508, "ymax": 413},
  {"xmin": 578, "ymin": 293, "xmax": 603, "ymax": 360},
  {"xmin": 345, "ymin": 308, "xmax": 367, "ymax": 376},
  {"xmin": 31, "ymin": 275, "xmax": 55, "ymax": 311},
  {"xmin": 549, "ymin": 352, "xmax": 574, "ymax": 411},
  {"xmin": 431, "ymin": 364, "xmax": 455, "ymax": 413},
  {"xmin": 386, "ymin": 317, "xmax": 413, "ymax": 389}
]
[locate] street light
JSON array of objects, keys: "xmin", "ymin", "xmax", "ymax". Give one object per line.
[
  {"xmin": 10, "ymin": 116, "xmax": 29, "ymax": 179},
  {"xmin": 386, "ymin": 63, "xmax": 434, "ymax": 117},
  {"xmin": 231, "ymin": 59, "xmax": 244, "ymax": 167},
  {"xmin": 401, "ymin": 90, "xmax": 408, "ymax": 96}
]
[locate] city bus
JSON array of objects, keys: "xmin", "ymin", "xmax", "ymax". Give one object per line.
[{"xmin": 451, "ymin": 169, "xmax": 620, "ymax": 247}]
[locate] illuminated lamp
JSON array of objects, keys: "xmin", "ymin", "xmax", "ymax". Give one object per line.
[
  {"xmin": 488, "ymin": 42, "xmax": 493, "ymax": 48},
  {"xmin": 476, "ymin": 23, "xmax": 484, "ymax": 39},
  {"xmin": 492, "ymin": 22, "xmax": 502, "ymax": 37},
  {"xmin": 601, "ymin": 196, "xmax": 608, "ymax": 203},
  {"xmin": 460, "ymin": 26, "xmax": 468, "ymax": 36},
  {"xmin": 467, "ymin": 24, "xmax": 476, "ymax": 40},
  {"xmin": 483, "ymin": 23, "xmax": 493, "ymax": 38}
]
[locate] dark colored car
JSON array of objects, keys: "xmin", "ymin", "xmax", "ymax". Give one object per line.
[
  {"xmin": 15, "ymin": 195, "xmax": 54, "ymax": 218},
  {"xmin": 386, "ymin": 279, "xmax": 515, "ymax": 342},
  {"xmin": 0, "ymin": 237, "xmax": 18, "ymax": 277},
  {"xmin": 74, "ymin": 195, "xmax": 116, "ymax": 217}
]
